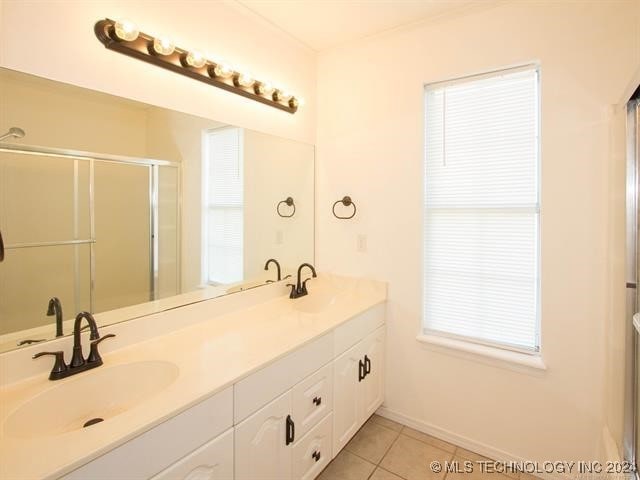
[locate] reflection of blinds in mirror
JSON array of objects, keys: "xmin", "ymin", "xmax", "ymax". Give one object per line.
[{"xmin": 205, "ymin": 128, "xmax": 243, "ymax": 285}]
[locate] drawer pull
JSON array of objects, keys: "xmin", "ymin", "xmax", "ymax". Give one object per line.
[
  {"xmin": 364, "ymin": 355, "xmax": 371, "ymax": 376},
  {"xmin": 358, "ymin": 359, "xmax": 365, "ymax": 382},
  {"xmin": 312, "ymin": 450, "xmax": 321, "ymax": 462},
  {"xmin": 313, "ymin": 396, "xmax": 322, "ymax": 406},
  {"xmin": 286, "ymin": 414, "xmax": 295, "ymax": 445}
]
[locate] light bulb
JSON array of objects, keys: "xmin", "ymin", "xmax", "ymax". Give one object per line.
[
  {"xmin": 212, "ymin": 63, "xmax": 234, "ymax": 78},
  {"xmin": 185, "ymin": 50, "xmax": 206, "ymax": 68},
  {"xmin": 276, "ymin": 89, "xmax": 292, "ymax": 102},
  {"xmin": 153, "ymin": 36, "xmax": 175, "ymax": 55},
  {"xmin": 238, "ymin": 73, "xmax": 254, "ymax": 87},
  {"xmin": 256, "ymin": 82, "xmax": 274, "ymax": 96},
  {"xmin": 289, "ymin": 97, "xmax": 301, "ymax": 109},
  {"xmin": 114, "ymin": 19, "xmax": 139, "ymax": 41}
]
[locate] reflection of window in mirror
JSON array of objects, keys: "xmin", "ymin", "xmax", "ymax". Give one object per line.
[{"xmin": 202, "ymin": 127, "xmax": 244, "ymax": 286}]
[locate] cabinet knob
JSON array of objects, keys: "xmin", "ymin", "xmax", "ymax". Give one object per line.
[
  {"xmin": 312, "ymin": 450, "xmax": 321, "ymax": 462},
  {"xmin": 313, "ymin": 396, "xmax": 322, "ymax": 406}
]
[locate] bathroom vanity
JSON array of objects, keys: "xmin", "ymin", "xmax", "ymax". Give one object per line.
[{"xmin": 0, "ymin": 274, "xmax": 386, "ymax": 480}]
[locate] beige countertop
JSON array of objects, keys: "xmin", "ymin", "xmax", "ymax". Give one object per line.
[{"xmin": 0, "ymin": 274, "xmax": 386, "ymax": 480}]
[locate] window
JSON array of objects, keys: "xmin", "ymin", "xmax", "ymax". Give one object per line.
[
  {"xmin": 203, "ymin": 127, "xmax": 243, "ymax": 285},
  {"xmin": 423, "ymin": 66, "xmax": 540, "ymax": 354}
]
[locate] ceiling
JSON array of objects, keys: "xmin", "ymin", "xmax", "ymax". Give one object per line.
[{"xmin": 235, "ymin": 0, "xmax": 482, "ymax": 51}]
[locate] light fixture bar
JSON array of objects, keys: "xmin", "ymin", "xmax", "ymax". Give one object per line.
[{"xmin": 94, "ymin": 18, "xmax": 299, "ymax": 114}]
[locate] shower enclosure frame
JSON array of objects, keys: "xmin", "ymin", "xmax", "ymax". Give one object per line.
[
  {"xmin": 0, "ymin": 142, "xmax": 182, "ymax": 311},
  {"xmin": 626, "ymin": 96, "xmax": 640, "ymax": 476}
]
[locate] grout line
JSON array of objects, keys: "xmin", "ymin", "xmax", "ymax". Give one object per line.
[
  {"xmin": 377, "ymin": 429, "xmax": 401, "ymax": 466},
  {"xmin": 343, "ymin": 448, "xmax": 379, "ymax": 467}
]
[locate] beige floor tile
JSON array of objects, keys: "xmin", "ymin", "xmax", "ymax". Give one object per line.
[
  {"xmin": 318, "ymin": 450, "xmax": 376, "ymax": 480},
  {"xmin": 445, "ymin": 456, "xmax": 514, "ymax": 480},
  {"xmin": 345, "ymin": 421, "xmax": 400, "ymax": 464},
  {"xmin": 370, "ymin": 467, "xmax": 405, "ymax": 480},
  {"xmin": 401, "ymin": 427, "xmax": 456, "ymax": 453},
  {"xmin": 369, "ymin": 414, "xmax": 404, "ymax": 432},
  {"xmin": 380, "ymin": 434, "xmax": 452, "ymax": 480}
]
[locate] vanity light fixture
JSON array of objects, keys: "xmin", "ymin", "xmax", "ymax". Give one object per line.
[{"xmin": 94, "ymin": 18, "xmax": 300, "ymax": 113}]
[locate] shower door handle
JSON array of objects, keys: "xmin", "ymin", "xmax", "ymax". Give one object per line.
[{"xmin": 0, "ymin": 229, "xmax": 4, "ymax": 262}]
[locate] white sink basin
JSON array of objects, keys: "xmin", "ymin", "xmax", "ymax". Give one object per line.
[
  {"xmin": 292, "ymin": 288, "xmax": 338, "ymax": 314},
  {"xmin": 4, "ymin": 360, "xmax": 179, "ymax": 438}
]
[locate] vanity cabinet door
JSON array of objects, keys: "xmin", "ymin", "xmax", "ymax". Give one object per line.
[
  {"xmin": 360, "ymin": 326, "xmax": 385, "ymax": 420},
  {"xmin": 235, "ymin": 391, "xmax": 293, "ymax": 480},
  {"xmin": 151, "ymin": 428, "xmax": 234, "ymax": 480},
  {"xmin": 332, "ymin": 342, "xmax": 363, "ymax": 455}
]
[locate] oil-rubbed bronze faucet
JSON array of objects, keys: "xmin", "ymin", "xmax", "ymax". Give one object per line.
[
  {"xmin": 47, "ymin": 297, "xmax": 64, "ymax": 337},
  {"xmin": 287, "ymin": 263, "xmax": 317, "ymax": 299},
  {"xmin": 32, "ymin": 312, "xmax": 115, "ymax": 381},
  {"xmin": 264, "ymin": 258, "xmax": 282, "ymax": 282}
]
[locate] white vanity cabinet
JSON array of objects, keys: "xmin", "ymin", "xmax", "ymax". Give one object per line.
[
  {"xmin": 234, "ymin": 365, "xmax": 334, "ymax": 480},
  {"xmin": 58, "ymin": 304, "xmax": 385, "ymax": 480},
  {"xmin": 333, "ymin": 326, "xmax": 385, "ymax": 455}
]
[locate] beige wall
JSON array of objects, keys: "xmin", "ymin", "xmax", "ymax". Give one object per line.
[
  {"xmin": 317, "ymin": 0, "xmax": 639, "ymax": 462},
  {"xmin": 0, "ymin": 0, "xmax": 316, "ymax": 145}
]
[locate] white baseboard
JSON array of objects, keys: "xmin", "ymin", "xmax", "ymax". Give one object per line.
[{"xmin": 375, "ymin": 406, "xmax": 569, "ymax": 480}]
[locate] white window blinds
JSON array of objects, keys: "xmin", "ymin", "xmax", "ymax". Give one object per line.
[
  {"xmin": 204, "ymin": 127, "xmax": 243, "ymax": 285},
  {"xmin": 423, "ymin": 67, "xmax": 540, "ymax": 353}
]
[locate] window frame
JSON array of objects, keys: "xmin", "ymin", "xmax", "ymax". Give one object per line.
[{"xmin": 421, "ymin": 64, "xmax": 542, "ymax": 358}]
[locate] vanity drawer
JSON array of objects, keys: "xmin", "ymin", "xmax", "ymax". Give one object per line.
[
  {"xmin": 62, "ymin": 387, "xmax": 233, "ymax": 480},
  {"xmin": 292, "ymin": 363, "xmax": 333, "ymax": 439},
  {"xmin": 234, "ymin": 333, "xmax": 333, "ymax": 423},
  {"xmin": 151, "ymin": 428, "xmax": 234, "ymax": 480},
  {"xmin": 292, "ymin": 413, "xmax": 332, "ymax": 480},
  {"xmin": 333, "ymin": 303, "xmax": 385, "ymax": 357}
]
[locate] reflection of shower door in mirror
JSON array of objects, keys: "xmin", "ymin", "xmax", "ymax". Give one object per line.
[
  {"xmin": 0, "ymin": 152, "xmax": 92, "ymax": 336},
  {"xmin": 0, "ymin": 149, "xmax": 179, "ymax": 337},
  {"xmin": 93, "ymin": 161, "xmax": 151, "ymax": 312}
]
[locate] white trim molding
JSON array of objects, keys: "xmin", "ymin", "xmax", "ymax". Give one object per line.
[{"xmin": 416, "ymin": 334, "xmax": 547, "ymax": 374}]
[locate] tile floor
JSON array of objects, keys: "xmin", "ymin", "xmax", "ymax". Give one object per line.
[{"xmin": 318, "ymin": 415, "xmax": 538, "ymax": 480}]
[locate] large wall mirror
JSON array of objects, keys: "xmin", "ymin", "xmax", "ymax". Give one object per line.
[{"xmin": 0, "ymin": 68, "xmax": 314, "ymax": 353}]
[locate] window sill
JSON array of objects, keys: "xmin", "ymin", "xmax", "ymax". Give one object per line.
[{"xmin": 416, "ymin": 334, "xmax": 547, "ymax": 374}]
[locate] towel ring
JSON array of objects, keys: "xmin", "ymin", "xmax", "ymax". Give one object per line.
[
  {"xmin": 277, "ymin": 197, "xmax": 296, "ymax": 218},
  {"xmin": 332, "ymin": 196, "xmax": 356, "ymax": 219}
]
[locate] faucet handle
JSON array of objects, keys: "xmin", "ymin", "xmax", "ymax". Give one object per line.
[
  {"xmin": 286, "ymin": 283, "xmax": 296, "ymax": 299},
  {"xmin": 33, "ymin": 351, "xmax": 68, "ymax": 379},
  {"xmin": 301, "ymin": 278, "xmax": 314, "ymax": 295},
  {"xmin": 87, "ymin": 334, "xmax": 115, "ymax": 364}
]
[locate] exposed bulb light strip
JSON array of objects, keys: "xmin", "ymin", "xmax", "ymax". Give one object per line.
[{"xmin": 94, "ymin": 18, "xmax": 300, "ymax": 114}]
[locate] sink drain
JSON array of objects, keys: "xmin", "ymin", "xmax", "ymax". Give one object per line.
[{"xmin": 83, "ymin": 418, "xmax": 104, "ymax": 428}]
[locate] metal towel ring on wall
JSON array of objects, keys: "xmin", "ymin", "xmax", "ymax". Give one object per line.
[
  {"xmin": 332, "ymin": 196, "xmax": 357, "ymax": 219},
  {"xmin": 277, "ymin": 197, "xmax": 296, "ymax": 218}
]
